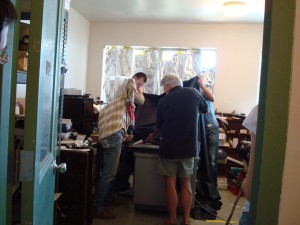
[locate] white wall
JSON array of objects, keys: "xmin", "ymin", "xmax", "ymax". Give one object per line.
[
  {"xmin": 278, "ymin": 1, "xmax": 300, "ymax": 224},
  {"xmin": 85, "ymin": 22, "xmax": 263, "ymax": 114},
  {"xmin": 64, "ymin": 8, "xmax": 90, "ymax": 92}
]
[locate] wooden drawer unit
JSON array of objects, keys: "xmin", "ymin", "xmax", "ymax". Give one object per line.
[{"xmin": 56, "ymin": 148, "xmax": 94, "ymax": 225}]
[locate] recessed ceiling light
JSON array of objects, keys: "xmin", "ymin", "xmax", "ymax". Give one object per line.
[{"xmin": 223, "ymin": 1, "xmax": 249, "ymax": 17}]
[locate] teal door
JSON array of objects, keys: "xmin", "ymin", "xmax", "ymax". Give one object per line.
[{"xmin": 20, "ymin": 0, "xmax": 64, "ymax": 224}]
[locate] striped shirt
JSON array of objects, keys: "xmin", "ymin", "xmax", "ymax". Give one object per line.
[{"xmin": 98, "ymin": 78, "xmax": 144, "ymax": 140}]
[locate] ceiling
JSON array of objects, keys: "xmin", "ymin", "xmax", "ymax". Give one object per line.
[{"xmin": 69, "ymin": 0, "xmax": 265, "ymax": 24}]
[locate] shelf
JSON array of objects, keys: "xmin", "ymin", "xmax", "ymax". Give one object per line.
[
  {"xmin": 224, "ymin": 131, "xmax": 249, "ymax": 136},
  {"xmin": 17, "ymin": 71, "xmax": 27, "ymax": 84},
  {"xmin": 219, "ymin": 145, "xmax": 235, "ymax": 150},
  {"xmin": 219, "ymin": 132, "xmax": 250, "ymax": 144},
  {"xmin": 219, "ymin": 146, "xmax": 240, "ymax": 160},
  {"xmin": 217, "ymin": 115, "xmax": 250, "ymax": 178}
]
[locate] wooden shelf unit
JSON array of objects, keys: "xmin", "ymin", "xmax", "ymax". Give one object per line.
[{"xmin": 217, "ymin": 116, "xmax": 250, "ymax": 177}]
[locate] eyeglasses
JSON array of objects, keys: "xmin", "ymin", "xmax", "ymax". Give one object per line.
[{"xmin": 0, "ymin": 46, "xmax": 9, "ymax": 65}]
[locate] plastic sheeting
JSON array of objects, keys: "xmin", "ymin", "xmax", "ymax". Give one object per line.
[{"xmin": 103, "ymin": 45, "xmax": 215, "ymax": 101}]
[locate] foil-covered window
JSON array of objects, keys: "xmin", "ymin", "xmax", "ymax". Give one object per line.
[{"xmin": 103, "ymin": 45, "xmax": 216, "ymax": 101}]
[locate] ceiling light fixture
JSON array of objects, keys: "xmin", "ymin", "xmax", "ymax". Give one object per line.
[{"xmin": 223, "ymin": 1, "xmax": 249, "ymax": 17}]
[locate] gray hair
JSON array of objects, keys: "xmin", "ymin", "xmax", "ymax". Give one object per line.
[{"xmin": 161, "ymin": 75, "xmax": 183, "ymax": 87}]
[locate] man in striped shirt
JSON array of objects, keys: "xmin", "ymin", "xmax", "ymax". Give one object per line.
[{"xmin": 93, "ymin": 72, "xmax": 147, "ymax": 219}]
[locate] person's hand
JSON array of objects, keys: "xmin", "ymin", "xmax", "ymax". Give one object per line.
[
  {"xmin": 146, "ymin": 133, "xmax": 155, "ymax": 143},
  {"xmin": 136, "ymin": 84, "xmax": 142, "ymax": 92},
  {"xmin": 130, "ymin": 102, "xmax": 136, "ymax": 111},
  {"xmin": 197, "ymin": 76, "xmax": 204, "ymax": 87},
  {"xmin": 125, "ymin": 134, "xmax": 134, "ymax": 142}
]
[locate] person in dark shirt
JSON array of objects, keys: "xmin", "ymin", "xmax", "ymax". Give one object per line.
[
  {"xmin": 0, "ymin": 0, "xmax": 17, "ymax": 65},
  {"xmin": 147, "ymin": 74, "xmax": 208, "ymax": 225}
]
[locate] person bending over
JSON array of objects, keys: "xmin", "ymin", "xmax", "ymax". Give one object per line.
[
  {"xmin": 93, "ymin": 72, "xmax": 147, "ymax": 220},
  {"xmin": 147, "ymin": 74, "xmax": 208, "ymax": 225}
]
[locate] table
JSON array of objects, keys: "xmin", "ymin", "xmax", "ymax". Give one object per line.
[{"xmin": 127, "ymin": 143, "xmax": 197, "ymax": 211}]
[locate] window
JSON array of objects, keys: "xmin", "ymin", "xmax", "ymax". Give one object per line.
[{"xmin": 102, "ymin": 45, "xmax": 216, "ymax": 101}]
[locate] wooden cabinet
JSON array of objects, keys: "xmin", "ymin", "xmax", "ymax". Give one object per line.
[
  {"xmin": 56, "ymin": 148, "xmax": 94, "ymax": 225},
  {"xmin": 62, "ymin": 95, "xmax": 93, "ymax": 136}
]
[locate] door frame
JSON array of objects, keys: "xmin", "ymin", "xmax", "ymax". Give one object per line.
[
  {"xmin": 19, "ymin": 0, "xmax": 64, "ymax": 224},
  {"xmin": 250, "ymin": 0, "xmax": 296, "ymax": 224},
  {"xmin": 0, "ymin": 0, "xmax": 20, "ymax": 224}
]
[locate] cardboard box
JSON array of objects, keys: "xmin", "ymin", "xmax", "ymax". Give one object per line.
[{"xmin": 17, "ymin": 51, "xmax": 28, "ymax": 71}]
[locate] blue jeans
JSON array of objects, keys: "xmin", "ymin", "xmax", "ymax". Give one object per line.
[
  {"xmin": 115, "ymin": 147, "xmax": 133, "ymax": 190},
  {"xmin": 239, "ymin": 212, "xmax": 249, "ymax": 225},
  {"xmin": 93, "ymin": 130, "xmax": 124, "ymax": 210},
  {"xmin": 206, "ymin": 127, "xmax": 219, "ymax": 181}
]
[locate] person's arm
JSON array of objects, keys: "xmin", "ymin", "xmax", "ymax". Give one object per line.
[
  {"xmin": 124, "ymin": 79, "xmax": 136, "ymax": 140},
  {"xmin": 198, "ymin": 92, "xmax": 209, "ymax": 114},
  {"xmin": 126, "ymin": 78, "xmax": 136, "ymax": 103},
  {"xmin": 134, "ymin": 87, "xmax": 145, "ymax": 105},
  {"xmin": 146, "ymin": 100, "xmax": 162, "ymax": 142},
  {"xmin": 146, "ymin": 127, "xmax": 160, "ymax": 143},
  {"xmin": 197, "ymin": 76, "xmax": 215, "ymax": 102},
  {"xmin": 241, "ymin": 132, "xmax": 256, "ymax": 201}
]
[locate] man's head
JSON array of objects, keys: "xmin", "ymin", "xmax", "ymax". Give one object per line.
[
  {"xmin": 161, "ymin": 74, "xmax": 182, "ymax": 94},
  {"xmin": 133, "ymin": 72, "xmax": 147, "ymax": 89},
  {"xmin": 0, "ymin": 0, "xmax": 17, "ymax": 54}
]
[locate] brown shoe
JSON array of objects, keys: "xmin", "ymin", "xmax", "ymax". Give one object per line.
[
  {"xmin": 94, "ymin": 208, "xmax": 116, "ymax": 219},
  {"xmin": 104, "ymin": 196, "xmax": 124, "ymax": 206}
]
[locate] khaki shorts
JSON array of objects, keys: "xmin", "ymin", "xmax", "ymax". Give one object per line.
[{"xmin": 157, "ymin": 157, "xmax": 195, "ymax": 178}]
